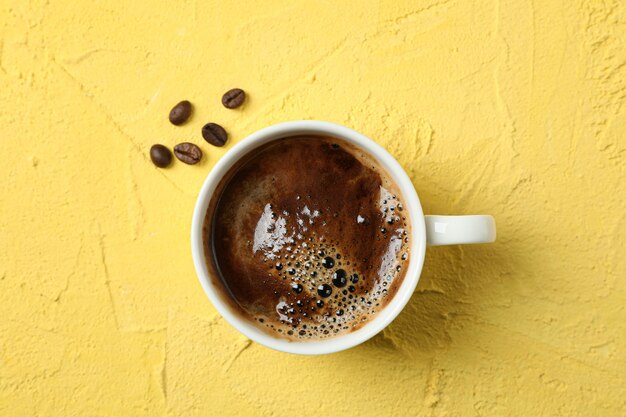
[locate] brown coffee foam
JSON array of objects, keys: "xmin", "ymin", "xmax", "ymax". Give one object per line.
[{"xmin": 203, "ymin": 135, "xmax": 410, "ymax": 340}]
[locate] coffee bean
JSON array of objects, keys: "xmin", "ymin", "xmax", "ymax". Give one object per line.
[
  {"xmin": 221, "ymin": 88, "xmax": 245, "ymax": 109},
  {"xmin": 173, "ymin": 142, "xmax": 202, "ymax": 165},
  {"xmin": 169, "ymin": 100, "xmax": 192, "ymax": 125},
  {"xmin": 150, "ymin": 144, "xmax": 172, "ymax": 168},
  {"xmin": 202, "ymin": 123, "xmax": 228, "ymax": 147}
]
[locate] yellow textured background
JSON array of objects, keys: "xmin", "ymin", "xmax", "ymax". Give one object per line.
[{"xmin": 1, "ymin": 0, "xmax": 625, "ymax": 415}]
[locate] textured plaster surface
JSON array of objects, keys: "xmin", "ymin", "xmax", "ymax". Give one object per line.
[{"xmin": 1, "ymin": 0, "xmax": 624, "ymax": 416}]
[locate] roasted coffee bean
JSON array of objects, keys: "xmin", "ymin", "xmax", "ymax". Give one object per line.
[
  {"xmin": 202, "ymin": 123, "xmax": 228, "ymax": 147},
  {"xmin": 221, "ymin": 88, "xmax": 245, "ymax": 109},
  {"xmin": 169, "ymin": 100, "xmax": 192, "ymax": 125},
  {"xmin": 150, "ymin": 144, "xmax": 172, "ymax": 168},
  {"xmin": 173, "ymin": 142, "xmax": 202, "ymax": 165}
]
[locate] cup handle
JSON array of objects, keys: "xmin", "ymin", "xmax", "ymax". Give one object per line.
[{"xmin": 425, "ymin": 215, "xmax": 496, "ymax": 246}]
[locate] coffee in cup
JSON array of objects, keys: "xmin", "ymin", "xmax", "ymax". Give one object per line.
[{"xmin": 203, "ymin": 135, "xmax": 411, "ymax": 340}]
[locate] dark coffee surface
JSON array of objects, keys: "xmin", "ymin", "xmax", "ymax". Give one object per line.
[{"xmin": 203, "ymin": 136, "xmax": 410, "ymax": 340}]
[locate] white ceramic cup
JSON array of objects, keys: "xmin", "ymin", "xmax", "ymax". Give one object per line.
[{"xmin": 191, "ymin": 121, "xmax": 496, "ymax": 355}]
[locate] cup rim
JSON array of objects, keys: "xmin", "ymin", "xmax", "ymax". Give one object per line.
[{"xmin": 191, "ymin": 120, "xmax": 426, "ymax": 355}]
